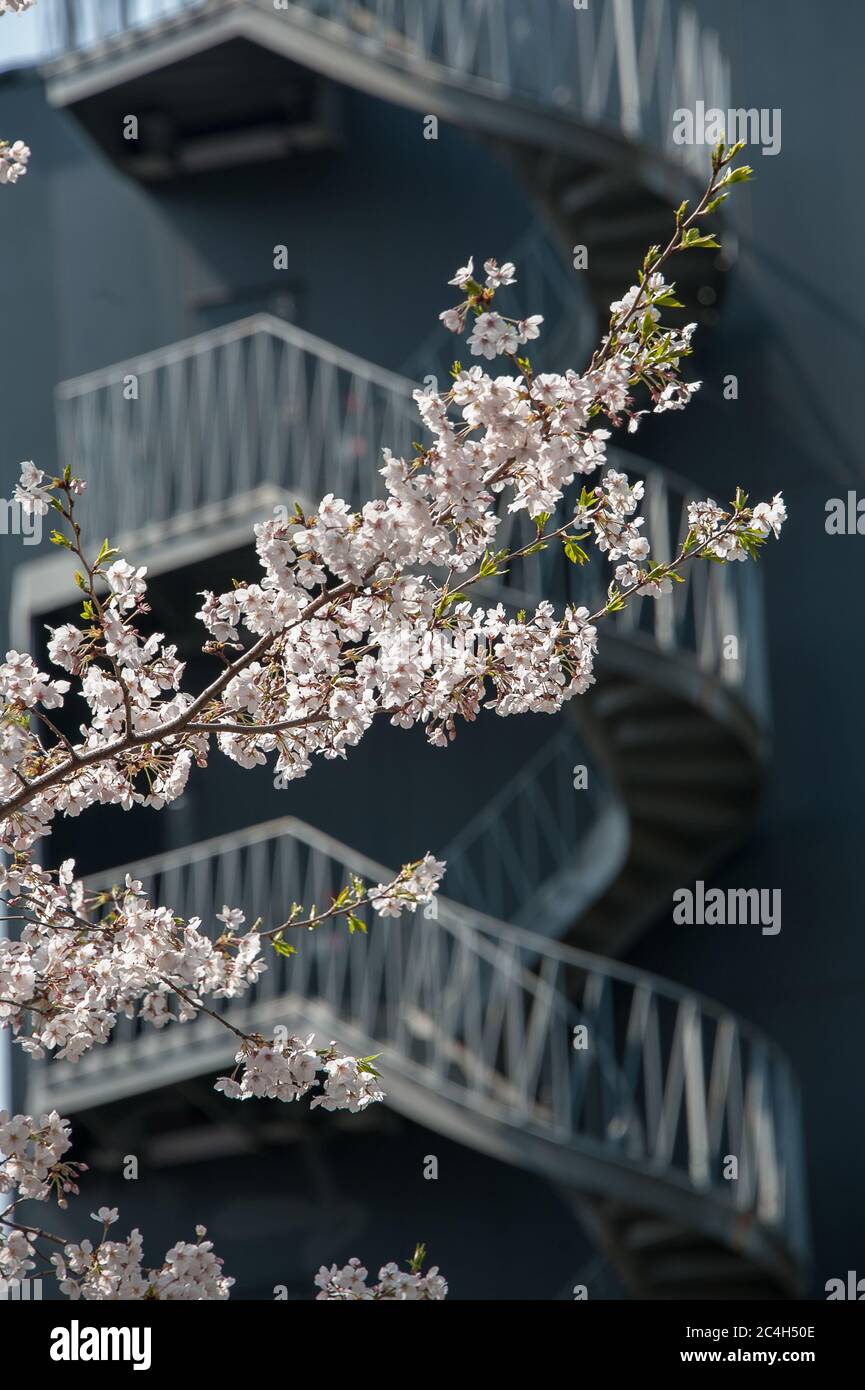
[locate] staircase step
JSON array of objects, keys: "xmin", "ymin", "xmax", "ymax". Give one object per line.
[
  {"xmin": 590, "ymin": 683, "xmax": 674, "ymax": 719},
  {"xmin": 558, "ymin": 170, "xmax": 629, "ymax": 217},
  {"xmin": 625, "ymin": 790, "xmax": 743, "ymax": 834},
  {"xmin": 650, "ymin": 1279, "xmax": 782, "ymax": 1300},
  {"xmin": 643, "ymin": 1251, "xmax": 762, "ymax": 1285},
  {"xmin": 607, "ymin": 713, "xmax": 730, "ymax": 749},
  {"xmin": 627, "ymin": 824, "xmax": 702, "ymax": 877},
  {"xmin": 574, "ymin": 210, "xmax": 674, "ymax": 246},
  {"xmin": 594, "ymin": 866, "xmax": 672, "ymax": 917},
  {"xmin": 619, "ymin": 756, "xmax": 755, "ymax": 791},
  {"xmin": 616, "ymin": 1218, "xmax": 691, "ymax": 1253}
]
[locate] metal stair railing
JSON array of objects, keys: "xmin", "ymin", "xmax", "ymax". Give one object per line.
[
  {"xmin": 39, "ymin": 0, "xmax": 204, "ymax": 54},
  {"xmin": 24, "ymin": 812, "xmax": 809, "ymax": 1276},
  {"xmin": 41, "ymin": 0, "xmax": 729, "ymax": 175},
  {"xmin": 438, "ymin": 721, "xmax": 628, "ymax": 932},
  {"xmin": 54, "ymin": 314, "xmax": 419, "ymax": 545}
]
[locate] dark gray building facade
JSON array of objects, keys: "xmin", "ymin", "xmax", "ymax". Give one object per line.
[{"xmin": 0, "ymin": 0, "xmax": 861, "ymax": 1301}]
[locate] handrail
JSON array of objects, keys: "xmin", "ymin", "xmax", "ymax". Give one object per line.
[
  {"xmin": 56, "ymin": 311, "xmax": 417, "ymax": 398},
  {"xmin": 65, "ymin": 811, "xmax": 791, "ymax": 1053},
  {"xmin": 54, "ymin": 313, "xmax": 420, "ymax": 542},
  {"xmin": 40, "ymin": 1, "xmax": 729, "ymax": 178}
]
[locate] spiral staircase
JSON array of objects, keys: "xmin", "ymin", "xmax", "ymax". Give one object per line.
[{"xmin": 18, "ymin": 0, "xmax": 809, "ymax": 1298}]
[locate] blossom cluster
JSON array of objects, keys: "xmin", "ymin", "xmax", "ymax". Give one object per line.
[
  {"xmin": 0, "ymin": 858, "xmax": 266, "ymax": 1064},
  {"xmin": 0, "ymin": 1111, "xmax": 232, "ymax": 1297},
  {"xmin": 0, "ymin": 1107, "xmax": 81, "ymax": 1205},
  {"xmin": 0, "ymin": 138, "xmax": 30, "ymax": 184},
  {"xmin": 215, "ymin": 1040, "xmax": 384, "ymax": 1110},
  {"xmin": 439, "ymin": 258, "xmax": 699, "ymax": 443},
  {"xmin": 0, "ymin": 850, "xmax": 440, "ymax": 1101},
  {"xmin": 50, "ymin": 1222, "xmax": 234, "ymax": 1301},
  {"xmin": 688, "ymin": 492, "xmax": 787, "ymax": 558},
  {"xmin": 1, "ymin": 1111, "xmax": 446, "ymax": 1300},
  {"xmin": 2, "ymin": 203, "xmax": 785, "ymax": 860},
  {"xmin": 440, "ymin": 256, "xmax": 542, "ymax": 356},
  {"xmin": 315, "ymin": 1256, "xmax": 448, "ymax": 1300}
]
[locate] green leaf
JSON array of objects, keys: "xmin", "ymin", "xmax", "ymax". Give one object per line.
[
  {"xmin": 347, "ymin": 914, "xmax": 367, "ymax": 936},
  {"xmin": 95, "ymin": 538, "xmax": 119, "ymax": 567},
  {"xmin": 681, "ymin": 228, "xmax": 721, "ymax": 250},
  {"xmin": 272, "ymin": 939, "xmax": 297, "ymax": 958},
  {"xmin": 681, "ymin": 530, "xmax": 700, "ymax": 556},
  {"xmin": 271, "ymin": 930, "xmax": 297, "ymax": 958},
  {"xmin": 724, "ymin": 164, "xmax": 754, "ymax": 185},
  {"xmin": 49, "ymin": 531, "xmax": 71, "ymax": 548},
  {"xmin": 436, "ymin": 591, "xmax": 468, "ymax": 615},
  {"xmin": 563, "ymin": 536, "xmax": 589, "ymax": 566}
]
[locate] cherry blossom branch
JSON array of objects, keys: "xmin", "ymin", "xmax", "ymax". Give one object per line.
[
  {"xmin": 0, "ymin": 848, "xmax": 443, "ymax": 1107},
  {"xmin": 588, "ymin": 139, "xmax": 753, "ymax": 376},
  {"xmin": 1, "ymin": 146, "xmax": 784, "ymax": 1124}
]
